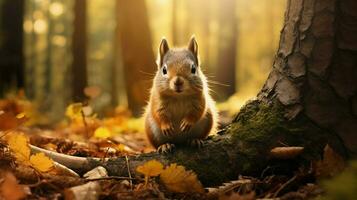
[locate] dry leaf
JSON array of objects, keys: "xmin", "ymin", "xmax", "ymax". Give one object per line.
[
  {"xmin": 137, "ymin": 160, "xmax": 164, "ymax": 186},
  {"xmin": 66, "ymin": 103, "xmax": 83, "ymax": 120},
  {"xmin": 160, "ymin": 163, "xmax": 204, "ymax": 193},
  {"xmin": 314, "ymin": 144, "xmax": 345, "ymax": 177},
  {"xmin": 30, "ymin": 152, "xmax": 54, "ymax": 172},
  {"xmin": 0, "ymin": 171, "xmax": 28, "ymax": 200},
  {"xmin": 93, "ymin": 127, "xmax": 111, "ymax": 139},
  {"xmin": 6, "ymin": 133, "xmax": 31, "ymax": 164},
  {"xmin": 0, "ymin": 112, "xmax": 25, "ymax": 131},
  {"xmin": 136, "ymin": 160, "xmax": 164, "ymax": 177},
  {"xmin": 6, "ymin": 133, "xmax": 54, "ymax": 172},
  {"xmin": 270, "ymin": 146, "xmax": 304, "ymax": 159}
]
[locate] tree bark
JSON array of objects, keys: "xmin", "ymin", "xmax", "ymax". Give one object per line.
[
  {"xmin": 72, "ymin": 0, "xmax": 88, "ymax": 101},
  {"xmin": 258, "ymin": 0, "xmax": 357, "ymax": 153},
  {"xmin": 36, "ymin": 0, "xmax": 356, "ymax": 187},
  {"xmin": 116, "ymin": 0, "xmax": 156, "ymax": 116},
  {"xmin": 0, "ymin": 0, "xmax": 24, "ymax": 96}
]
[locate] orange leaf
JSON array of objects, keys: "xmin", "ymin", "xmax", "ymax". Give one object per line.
[
  {"xmin": 0, "ymin": 171, "xmax": 28, "ymax": 200},
  {"xmin": 160, "ymin": 163, "xmax": 204, "ymax": 193},
  {"xmin": 136, "ymin": 160, "xmax": 164, "ymax": 177},
  {"xmin": 0, "ymin": 112, "xmax": 25, "ymax": 131}
]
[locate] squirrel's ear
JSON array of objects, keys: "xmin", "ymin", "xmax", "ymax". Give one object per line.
[
  {"xmin": 157, "ymin": 38, "xmax": 169, "ymax": 67},
  {"xmin": 187, "ymin": 35, "xmax": 198, "ymax": 57}
]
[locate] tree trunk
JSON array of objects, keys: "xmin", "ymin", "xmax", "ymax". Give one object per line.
[
  {"xmin": 0, "ymin": 0, "xmax": 24, "ymax": 96},
  {"xmin": 36, "ymin": 0, "xmax": 356, "ymax": 187},
  {"xmin": 72, "ymin": 0, "xmax": 88, "ymax": 101},
  {"xmin": 116, "ymin": 0, "xmax": 156, "ymax": 116},
  {"xmin": 258, "ymin": 0, "xmax": 357, "ymax": 153},
  {"xmin": 215, "ymin": 0, "xmax": 237, "ymax": 100}
]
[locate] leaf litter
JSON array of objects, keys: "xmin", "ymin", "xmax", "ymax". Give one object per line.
[{"xmin": 0, "ymin": 94, "xmax": 352, "ymax": 199}]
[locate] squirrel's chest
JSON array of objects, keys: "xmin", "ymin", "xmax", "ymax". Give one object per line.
[{"xmin": 165, "ymin": 100, "xmax": 192, "ymax": 121}]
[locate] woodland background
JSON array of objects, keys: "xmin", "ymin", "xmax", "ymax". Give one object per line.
[
  {"xmin": 0, "ymin": 0, "xmax": 285, "ymax": 121},
  {"xmin": 1, "ymin": 0, "xmax": 357, "ymax": 199}
]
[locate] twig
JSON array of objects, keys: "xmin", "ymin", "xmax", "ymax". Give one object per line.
[
  {"xmin": 125, "ymin": 155, "xmax": 133, "ymax": 190},
  {"xmin": 273, "ymin": 175, "xmax": 297, "ymax": 197},
  {"xmin": 80, "ymin": 109, "xmax": 89, "ymax": 139}
]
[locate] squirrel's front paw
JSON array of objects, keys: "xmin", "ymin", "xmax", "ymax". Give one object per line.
[
  {"xmin": 157, "ymin": 143, "xmax": 175, "ymax": 153},
  {"xmin": 160, "ymin": 122, "xmax": 174, "ymax": 136},
  {"xmin": 188, "ymin": 139, "xmax": 204, "ymax": 149},
  {"xmin": 180, "ymin": 119, "xmax": 194, "ymax": 132}
]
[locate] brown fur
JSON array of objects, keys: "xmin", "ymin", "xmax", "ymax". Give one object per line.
[{"xmin": 144, "ymin": 37, "xmax": 218, "ymax": 149}]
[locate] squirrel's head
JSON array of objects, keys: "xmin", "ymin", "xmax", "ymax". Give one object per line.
[{"xmin": 154, "ymin": 36, "xmax": 205, "ymax": 96}]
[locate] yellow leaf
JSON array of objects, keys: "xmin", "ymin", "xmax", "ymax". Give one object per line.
[
  {"xmin": 137, "ymin": 160, "xmax": 163, "ymax": 177},
  {"xmin": 6, "ymin": 133, "xmax": 30, "ymax": 164},
  {"xmin": 65, "ymin": 103, "xmax": 83, "ymax": 119},
  {"xmin": 15, "ymin": 112, "xmax": 26, "ymax": 119},
  {"xmin": 30, "ymin": 152, "xmax": 54, "ymax": 172},
  {"xmin": 94, "ymin": 127, "xmax": 111, "ymax": 139},
  {"xmin": 160, "ymin": 163, "xmax": 204, "ymax": 193}
]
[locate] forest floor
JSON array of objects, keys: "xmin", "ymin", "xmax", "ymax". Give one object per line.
[{"xmin": 0, "ymin": 93, "xmax": 355, "ymax": 200}]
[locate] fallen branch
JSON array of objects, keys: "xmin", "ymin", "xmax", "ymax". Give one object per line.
[{"xmin": 28, "ymin": 101, "xmax": 346, "ymax": 186}]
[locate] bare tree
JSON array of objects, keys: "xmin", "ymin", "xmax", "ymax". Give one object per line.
[
  {"xmin": 0, "ymin": 0, "xmax": 24, "ymax": 96},
  {"xmin": 72, "ymin": 0, "xmax": 88, "ymax": 101},
  {"xmin": 215, "ymin": 0, "xmax": 237, "ymax": 99},
  {"xmin": 116, "ymin": 0, "xmax": 156, "ymax": 116}
]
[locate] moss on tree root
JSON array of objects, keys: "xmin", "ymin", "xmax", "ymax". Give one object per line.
[{"xmin": 88, "ymin": 100, "xmax": 347, "ymax": 186}]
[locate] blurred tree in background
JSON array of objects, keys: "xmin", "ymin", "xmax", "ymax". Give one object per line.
[
  {"xmin": 0, "ymin": 0, "xmax": 24, "ymax": 96},
  {"xmin": 0, "ymin": 0, "xmax": 286, "ymax": 121}
]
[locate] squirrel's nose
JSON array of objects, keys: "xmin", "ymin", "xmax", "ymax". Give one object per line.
[{"xmin": 174, "ymin": 77, "xmax": 184, "ymax": 86}]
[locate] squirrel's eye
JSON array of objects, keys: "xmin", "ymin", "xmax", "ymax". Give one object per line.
[
  {"xmin": 191, "ymin": 64, "xmax": 196, "ymax": 74},
  {"xmin": 162, "ymin": 65, "xmax": 168, "ymax": 75}
]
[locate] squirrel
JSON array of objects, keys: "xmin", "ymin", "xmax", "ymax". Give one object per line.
[{"xmin": 144, "ymin": 36, "xmax": 218, "ymax": 153}]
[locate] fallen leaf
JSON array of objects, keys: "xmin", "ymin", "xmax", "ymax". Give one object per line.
[
  {"xmin": 6, "ymin": 133, "xmax": 54, "ymax": 172},
  {"xmin": 137, "ymin": 160, "xmax": 164, "ymax": 177},
  {"xmin": 30, "ymin": 152, "xmax": 54, "ymax": 172},
  {"xmin": 160, "ymin": 163, "xmax": 204, "ymax": 193},
  {"xmin": 0, "ymin": 112, "xmax": 25, "ymax": 131},
  {"xmin": 15, "ymin": 112, "xmax": 26, "ymax": 119},
  {"xmin": 137, "ymin": 160, "xmax": 164, "ymax": 186},
  {"xmin": 6, "ymin": 133, "xmax": 31, "ymax": 164},
  {"xmin": 66, "ymin": 103, "xmax": 83, "ymax": 120},
  {"xmin": 314, "ymin": 144, "xmax": 345, "ymax": 178},
  {"xmin": 0, "ymin": 171, "xmax": 28, "ymax": 200},
  {"xmin": 93, "ymin": 127, "xmax": 111, "ymax": 139}
]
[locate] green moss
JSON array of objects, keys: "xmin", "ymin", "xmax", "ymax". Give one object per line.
[
  {"xmin": 165, "ymin": 138, "xmax": 242, "ymax": 186},
  {"xmin": 229, "ymin": 100, "xmax": 285, "ymax": 144}
]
